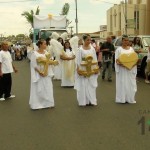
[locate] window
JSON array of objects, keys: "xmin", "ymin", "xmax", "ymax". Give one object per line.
[
  {"xmin": 142, "ymin": 37, "xmax": 150, "ymax": 47},
  {"xmin": 134, "ymin": 9, "xmax": 139, "ymax": 29}
]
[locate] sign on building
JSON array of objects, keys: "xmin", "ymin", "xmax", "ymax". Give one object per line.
[
  {"xmin": 127, "ymin": 19, "xmax": 135, "ymax": 29},
  {"xmin": 100, "ymin": 25, "xmax": 107, "ymax": 31}
]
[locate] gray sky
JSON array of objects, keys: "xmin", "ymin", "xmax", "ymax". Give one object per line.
[{"xmin": 0, "ymin": 0, "xmax": 121, "ymax": 36}]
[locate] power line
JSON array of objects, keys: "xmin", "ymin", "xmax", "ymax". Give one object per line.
[
  {"xmin": 0, "ymin": 0, "xmax": 36, "ymax": 3},
  {"xmin": 95, "ymin": 0, "xmax": 150, "ymax": 12},
  {"xmin": 94, "ymin": 0, "xmax": 150, "ymax": 12},
  {"xmin": 94, "ymin": 0, "xmax": 119, "ymax": 5},
  {"xmin": 75, "ymin": 0, "xmax": 78, "ymax": 35}
]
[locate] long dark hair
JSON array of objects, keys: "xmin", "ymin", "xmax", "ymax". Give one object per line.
[
  {"xmin": 57, "ymin": 37, "xmax": 64, "ymax": 46},
  {"xmin": 36, "ymin": 39, "xmax": 45, "ymax": 48},
  {"xmin": 64, "ymin": 41, "xmax": 72, "ymax": 52},
  {"xmin": 46, "ymin": 37, "xmax": 51, "ymax": 46},
  {"xmin": 133, "ymin": 37, "xmax": 141, "ymax": 47},
  {"xmin": 82, "ymin": 34, "xmax": 90, "ymax": 41}
]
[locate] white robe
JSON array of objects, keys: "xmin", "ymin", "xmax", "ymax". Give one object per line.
[
  {"xmin": 115, "ymin": 46, "xmax": 137, "ymax": 103},
  {"xmin": 29, "ymin": 51, "xmax": 55, "ymax": 109},
  {"xmin": 27, "ymin": 46, "xmax": 34, "ymax": 60},
  {"xmin": 53, "ymin": 51, "xmax": 62, "ymax": 80},
  {"xmin": 61, "ymin": 49, "xmax": 75, "ymax": 87},
  {"xmin": 74, "ymin": 46, "xmax": 99, "ymax": 106}
]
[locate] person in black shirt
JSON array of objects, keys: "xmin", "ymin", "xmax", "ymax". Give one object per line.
[{"xmin": 100, "ymin": 36, "xmax": 115, "ymax": 82}]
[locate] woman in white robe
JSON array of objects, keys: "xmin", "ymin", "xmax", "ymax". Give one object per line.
[
  {"xmin": 53, "ymin": 37, "xmax": 64, "ymax": 80},
  {"xmin": 29, "ymin": 39, "xmax": 55, "ymax": 110},
  {"xmin": 115, "ymin": 35, "xmax": 137, "ymax": 104},
  {"xmin": 61, "ymin": 41, "xmax": 75, "ymax": 87},
  {"xmin": 74, "ymin": 34, "xmax": 99, "ymax": 106}
]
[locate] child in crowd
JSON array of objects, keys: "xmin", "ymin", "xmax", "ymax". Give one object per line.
[{"xmin": 145, "ymin": 46, "xmax": 150, "ymax": 84}]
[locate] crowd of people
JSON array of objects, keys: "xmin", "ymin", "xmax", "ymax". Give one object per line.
[
  {"xmin": 0, "ymin": 34, "xmax": 150, "ymax": 110},
  {"xmin": 7, "ymin": 43, "xmax": 27, "ymax": 61},
  {"xmin": 128, "ymin": 36, "xmax": 150, "ymax": 83}
]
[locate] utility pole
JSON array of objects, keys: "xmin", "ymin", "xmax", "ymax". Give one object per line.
[
  {"xmin": 68, "ymin": 26, "xmax": 74, "ymax": 38},
  {"xmin": 75, "ymin": 0, "xmax": 78, "ymax": 35},
  {"xmin": 135, "ymin": 4, "xmax": 138, "ymax": 34},
  {"xmin": 125, "ymin": 0, "xmax": 127, "ymax": 35},
  {"xmin": 0, "ymin": 34, "xmax": 2, "ymax": 42}
]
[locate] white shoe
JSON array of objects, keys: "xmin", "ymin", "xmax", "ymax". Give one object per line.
[
  {"xmin": 145, "ymin": 80, "xmax": 150, "ymax": 84},
  {"xmin": 0, "ymin": 98, "xmax": 5, "ymax": 101},
  {"xmin": 128, "ymin": 101, "xmax": 136, "ymax": 104},
  {"xmin": 8, "ymin": 95, "xmax": 15, "ymax": 99}
]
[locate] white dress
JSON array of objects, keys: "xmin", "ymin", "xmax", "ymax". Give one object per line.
[
  {"xmin": 61, "ymin": 49, "xmax": 75, "ymax": 87},
  {"xmin": 115, "ymin": 46, "xmax": 137, "ymax": 103},
  {"xmin": 49, "ymin": 39, "xmax": 64, "ymax": 80},
  {"xmin": 53, "ymin": 52, "xmax": 62, "ymax": 80},
  {"xmin": 74, "ymin": 46, "xmax": 99, "ymax": 106},
  {"xmin": 29, "ymin": 51, "xmax": 55, "ymax": 109}
]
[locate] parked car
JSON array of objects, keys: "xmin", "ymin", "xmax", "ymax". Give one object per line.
[{"xmin": 113, "ymin": 35, "xmax": 150, "ymax": 76}]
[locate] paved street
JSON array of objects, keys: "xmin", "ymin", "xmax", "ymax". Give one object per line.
[{"xmin": 0, "ymin": 59, "xmax": 150, "ymax": 150}]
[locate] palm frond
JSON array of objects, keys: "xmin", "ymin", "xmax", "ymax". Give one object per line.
[
  {"xmin": 35, "ymin": 6, "xmax": 40, "ymax": 15},
  {"xmin": 21, "ymin": 11, "xmax": 33, "ymax": 27},
  {"xmin": 21, "ymin": 6, "xmax": 40, "ymax": 28},
  {"xmin": 60, "ymin": 3, "xmax": 70, "ymax": 15},
  {"xmin": 31, "ymin": 10, "xmax": 34, "ymax": 15}
]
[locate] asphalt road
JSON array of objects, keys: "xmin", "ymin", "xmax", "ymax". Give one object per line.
[{"xmin": 0, "ymin": 59, "xmax": 150, "ymax": 150}]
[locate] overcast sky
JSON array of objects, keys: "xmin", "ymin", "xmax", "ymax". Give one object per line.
[{"xmin": 0, "ymin": 0, "xmax": 121, "ymax": 36}]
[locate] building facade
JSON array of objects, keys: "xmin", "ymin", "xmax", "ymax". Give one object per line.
[{"xmin": 107, "ymin": 0, "xmax": 149, "ymax": 36}]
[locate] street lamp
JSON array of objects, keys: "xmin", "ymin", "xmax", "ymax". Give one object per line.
[{"xmin": 75, "ymin": 0, "xmax": 78, "ymax": 35}]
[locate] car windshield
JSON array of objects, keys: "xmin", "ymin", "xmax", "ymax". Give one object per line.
[
  {"xmin": 40, "ymin": 30, "xmax": 67, "ymax": 39},
  {"xmin": 114, "ymin": 36, "xmax": 135, "ymax": 47},
  {"xmin": 40, "ymin": 30, "xmax": 52, "ymax": 39},
  {"xmin": 142, "ymin": 37, "xmax": 150, "ymax": 47}
]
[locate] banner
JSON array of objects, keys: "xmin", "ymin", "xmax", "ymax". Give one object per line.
[{"xmin": 33, "ymin": 15, "xmax": 67, "ymax": 29}]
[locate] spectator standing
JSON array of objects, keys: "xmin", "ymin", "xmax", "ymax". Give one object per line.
[
  {"xmin": 100, "ymin": 36, "xmax": 115, "ymax": 82},
  {"xmin": 145, "ymin": 46, "xmax": 150, "ymax": 83},
  {"xmin": 133, "ymin": 37, "xmax": 142, "ymax": 59},
  {"xmin": 10, "ymin": 45, "xmax": 15, "ymax": 61},
  {"xmin": 97, "ymin": 42, "xmax": 103, "ymax": 68},
  {"xmin": 0, "ymin": 41, "xmax": 18, "ymax": 101}
]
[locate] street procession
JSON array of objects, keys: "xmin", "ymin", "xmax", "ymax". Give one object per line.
[{"xmin": 0, "ymin": 0, "xmax": 150, "ymax": 150}]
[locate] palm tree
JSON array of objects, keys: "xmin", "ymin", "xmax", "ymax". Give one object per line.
[
  {"xmin": 60, "ymin": 3, "xmax": 72, "ymax": 27},
  {"xmin": 60, "ymin": 3, "xmax": 70, "ymax": 15},
  {"xmin": 21, "ymin": 6, "xmax": 40, "ymax": 28}
]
